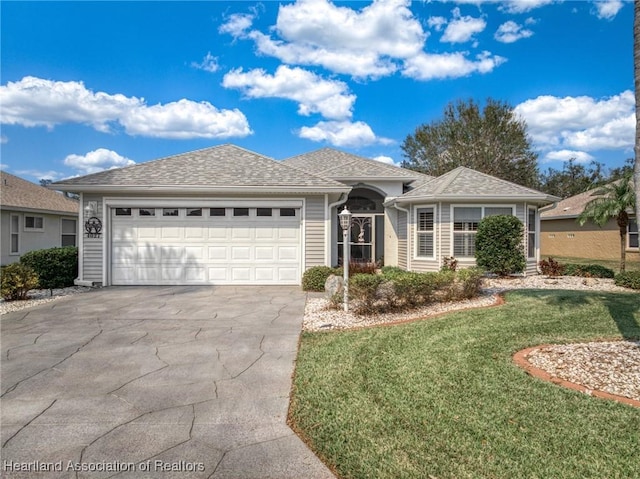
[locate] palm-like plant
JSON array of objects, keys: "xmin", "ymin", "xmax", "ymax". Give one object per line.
[{"xmin": 578, "ymin": 177, "xmax": 636, "ymax": 272}]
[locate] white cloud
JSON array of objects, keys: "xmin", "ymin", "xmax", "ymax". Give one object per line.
[
  {"xmin": 441, "ymin": 8, "xmax": 486, "ymax": 43},
  {"xmin": 63, "ymin": 148, "xmax": 135, "ymax": 175},
  {"xmin": 372, "ymin": 155, "xmax": 397, "ymax": 165},
  {"xmin": 0, "ymin": 76, "xmax": 252, "ymax": 139},
  {"xmin": 543, "ymin": 150, "xmax": 596, "ymax": 163},
  {"xmin": 219, "ymin": 12, "xmax": 255, "ymax": 37},
  {"xmin": 427, "ymin": 16, "xmax": 447, "ymax": 31},
  {"xmin": 0, "ymin": 163, "xmax": 8, "ymax": 170},
  {"xmin": 222, "ymin": 65, "xmax": 355, "ymax": 120},
  {"xmin": 514, "ymin": 90, "xmax": 634, "ymax": 152},
  {"xmin": 120, "ymin": 99, "xmax": 252, "ymax": 139},
  {"xmin": 191, "ymin": 52, "xmax": 219, "ymax": 73},
  {"xmin": 499, "ymin": 0, "xmax": 554, "ymax": 13},
  {"xmin": 402, "ymin": 51, "xmax": 505, "ymax": 80},
  {"xmin": 594, "ymin": 0, "xmax": 624, "ymax": 20},
  {"xmin": 494, "ymin": 21, "xmax": 533, "ymax": 43},
  {"xmin": 0, "ymin": 135, "xmax": 7, "ymax": 144},
  {"xmin": 298, "ymin": 120, "xmax": 391, "ymax": 148},
  {"xmin": 221, "ymin": 0, "xmax": 426, "ymax": 79}
]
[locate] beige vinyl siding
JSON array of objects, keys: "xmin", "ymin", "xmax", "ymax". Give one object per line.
[
  {"xmin": 305, "ymin": 196, "xmax": 325, "ymax": 269},
  {"xmin": 82, "ymin": 194, "xmax": 104, "ymax": 283},
  {"xmin": 439, "ymin": 202, "xmax": 451, "ymax": 262},
  {"xmin": 397, "ymin": 210, "xmax": 407, "ymax": 269}
]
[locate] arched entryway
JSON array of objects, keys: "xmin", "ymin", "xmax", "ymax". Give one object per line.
[{"xmin": 338, "ymin": 187, "xmax": 385, "ymax": 265}]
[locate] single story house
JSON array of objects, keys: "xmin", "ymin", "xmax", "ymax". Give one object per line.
[
  {"xmin": 540, "ymin": 185, "xmax": 639, "ymax": 262},
  {"xmin": 1, "ymin": 171, "xmax": 79, "ymax": 265},
  {"xmin": 51, "ymin": 144, "xmax": 558, "ymax": 286}
]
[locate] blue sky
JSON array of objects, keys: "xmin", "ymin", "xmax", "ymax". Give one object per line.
[{"xmin": 0, "ymin": 0, "xmax": 634, "ymax": 183}]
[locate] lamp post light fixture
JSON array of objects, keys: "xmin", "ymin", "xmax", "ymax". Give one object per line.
[{"xmin": 338, "ymin": 206, "xmax": 352, "ymax": 312}]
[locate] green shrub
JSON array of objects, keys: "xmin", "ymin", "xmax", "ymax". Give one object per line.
[
  {"xmin": 455, "ymin": 267, "xmax": 485, "ymax": 300},
  {"xmin": 391, "ymin": 271, "xmax": 439, "ymax": 308},
  {"xmin": 475, "ymin": 215, "xmax": 525, "ymax": 276},
  {"xmin": 615, "ymin": 271, "xmax": 640, "ymax": 290},
  {"xmin": 20, "ymin": 246, "xmax": 78, "ymax": 290},
  {"xmin": 380, "ymin": 266, "xmax": 405, "ymax": 277},
  {"xmin": 1, "ymin": 263, "xmax": 39, "ymax": 300},
  {"xmin": 564, "ymin": 263, "xmax": 615, "ymax": 279},
  {"xmin": 302, "ymin": 266, "xmax": 339, "ymax": 292},
  {"xmin": 538, "ymin": 257, "xmax": 565, "ymax": 277},
  {"xmin": 349, "ymin": 274, "xmax": 384, "ymax": 314}
]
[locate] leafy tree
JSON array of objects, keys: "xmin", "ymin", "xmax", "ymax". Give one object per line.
[
  {"xmin": 608, "ymin": 158, "xmax": 634, "ymax": 182},
  {"xmin": 578, "ymin": 177, "xmax": 636, "ymax": 273},
  {"xmin": 401, "ymin": 98, "xmax": 540, "ymax": 189},
  {"xmin": 539, "ymin": 159, "xmax": 606, "ymax": 199},
  {"xmin": 475, "ymin": 215, "xmax": 526, "ymax": 276},
  {"xmin": 39, "ymin": 178, "xmax": 53, "ymax": 187}
]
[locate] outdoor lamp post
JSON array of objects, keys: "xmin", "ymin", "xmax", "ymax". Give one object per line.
[{"xmin": 338, "ymin": 206, "xmax": 352, "ymax": 312}]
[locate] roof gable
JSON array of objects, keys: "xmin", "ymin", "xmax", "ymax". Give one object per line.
[
  {"xmin": 52, "ymin": 144, "xmax": 347, "ymax": 192},
  {"xmin": 282, "ymin": 147, "xmax": 425, "ymax": 181},
  {"xmin": 0, "ymin": 172, "xmax": 78, "ymax": 215},
  {"xmin": 540, "ymin": 180, "xmax": 628, "ymax": 219},
  {"xmin": 398, "ymin": 166, "xmax": 557, "ymax": 202}
]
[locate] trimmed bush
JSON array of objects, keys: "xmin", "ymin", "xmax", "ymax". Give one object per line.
[
  {"xmin": 390, "ymin": 271, "xmax": 440, "ymax": 308},
  {"xmin": 1, "ymin": 263, "xmax": 39, "ymax": 301},
  {"xmin": 538, "ymin": 257, "xmax": 565, "ymax": 277},
  {"xmin": 615, "ymin": 271, "xmax": 640, "ymax": 290},
  {"xmin": 20, "ymin": 246, "xmax": 78, "ymax": 290},
  {"xmin": 349, "ymin": 274, "xmax": 384, "ymax": 314},
  {"xmin": 475, "ymin": 215, "xmax": 526, "ymax": 276},
  {"xmin": 302, "ymin": 266, "xmax": 339, "ymax": 292},
  {"xmin": 380, "ymin": 266, "xmax": 405, "ymax": 277},
  {"xmin": 454, "ymin": 267, "xmax": 484, "ymax": 300},
  {"xmin": 564, "ymin": 263, "xmax": 615, "ymax": 279}
]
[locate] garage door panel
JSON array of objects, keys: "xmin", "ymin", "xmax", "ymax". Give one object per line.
[
  {"xmin": 255, "ymin": 246, "xmax": 275, "ymax": 260},
  {"xmin": 278, "ymin": 246, "xmax": 298, "ymax": 261},
  {"xmin": 208, "ymin": 246, "xmax": 227, "ymax": 260},
  {"xmin": 161, "ymin": 246, "xmax": 185, "ymax": 261},
  {"xmin": 231, "ymin": 268, "xmax": 251, "ymax": 281},
  {"xmin": 161, "ymin": 227, "xmax": 182, "ymax": 239},
  {"xmin": 111, "ymin": 207, "xmax": 300, "ymax": 285},
  {"xmin": 255, "ymin": 268, "xmax": 274, "ymax": 281},
  {"xmin": 231, "ymin": 247, "xmax": 251, "ymax": 260}
]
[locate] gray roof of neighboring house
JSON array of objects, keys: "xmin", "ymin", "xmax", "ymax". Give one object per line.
[
  {"xmin": 0, "ymin": 171, "xmax": 79, "ymax": 215},
  {"xmin": 540, "ymin": 180, "xmax": 634, "ymax": 219},
  {"xmin": 282, "ymin": 147, "xmax": 428, "ymax": 181},
  {"xmin": 51, "ymin": 144, "xmax": 349, "ymax": 193},
  {"xmin": 394, "ymin": 166, "xmax": 559, "ymax": 203}
]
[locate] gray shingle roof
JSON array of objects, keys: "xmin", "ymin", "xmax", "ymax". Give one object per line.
[
  {"xmin": 282, "ymin": 147, "xmax": 425, "ymax": 180},
  {"xmin": 1, "ymin": 172, "xmax": 78, "ymax": 215},
  {"xmin": 52, "ymin": 144, "xmax": 348, "ymax": 192},
  {"xmin": 397, "ymin": 166, "xmax": 558, "ymax": 203}
]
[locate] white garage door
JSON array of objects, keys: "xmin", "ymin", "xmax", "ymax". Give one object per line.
[{"xmin": 111, "ymin": 206, "xmax": 301, "ymax": 285}]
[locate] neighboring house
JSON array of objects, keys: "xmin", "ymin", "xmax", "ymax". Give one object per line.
[
  {"xmin": 540, "ymin": 186, "xmax": 639, "ymax": 262},
  {"xmin": 50, "ymin": 144, "xmax": 557, "ymax": 286},
  {"xmin": 1, "ymin": 171, "xmax": 79, "ymax": 265}
]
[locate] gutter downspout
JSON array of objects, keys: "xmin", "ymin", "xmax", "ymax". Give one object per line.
[
  {"xmin": 392, "ymin": 202, "xmax": 411, "ymax": 271},
  {"xmin": 327, "ymin": 193, "xmax": 348, "ymax": 267}
]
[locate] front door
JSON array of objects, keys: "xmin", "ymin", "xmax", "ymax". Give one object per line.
[{"xmin": 338, "ymin": 214, "xmax": 382, "ymax": 264}]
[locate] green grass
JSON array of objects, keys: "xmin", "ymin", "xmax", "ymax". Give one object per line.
[
  {"xmin": 290, "ymin": 290, "xmax": 640, "ymax": 479},
  {"xmin": 551, "ymin": 256, "xmax": 640, "ymax": 274}
]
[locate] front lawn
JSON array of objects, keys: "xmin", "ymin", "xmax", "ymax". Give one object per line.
[
  {"xmin": 290, "ymin": 290, "xmax": 640, "ymax": 479},
  {"xmin": 550, "ymin": 255, "xmax": 640, "ymax": 274}
]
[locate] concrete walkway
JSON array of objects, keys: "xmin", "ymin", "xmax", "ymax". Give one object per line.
[{"xmin": 1, "ymin": 286, "xmax": 334, "ymax": 479}]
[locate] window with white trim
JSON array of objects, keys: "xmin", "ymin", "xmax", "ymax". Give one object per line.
[
  {"xmin": 25, "ymin": 215, "xmax": 44, "ymax": 230},
  {"xmin": 628, "ymin": 219, "xmax": 638, "ymax": 249},
  {"xmin": 61, "ymin": 219, "xmax": 77, "ymax": 247},
  {"xmin": 416, "ymin": 207, "xmax": 435, "ymax": 258},
  {"xmin": 453, "ymin": 206, "xmax": 515, "ymax": 257},
  {"xmin": 527, "ymin": 207, "xmax": 537, "ymax": 258},
  {"xmin": 10, "ymin": 214, "xmax": 19, "ymax": 254}
]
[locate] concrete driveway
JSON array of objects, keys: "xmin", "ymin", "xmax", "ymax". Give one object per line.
[{"xmin": 1, "ymin": 286, "xmax": 334, "ymax": 479}]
